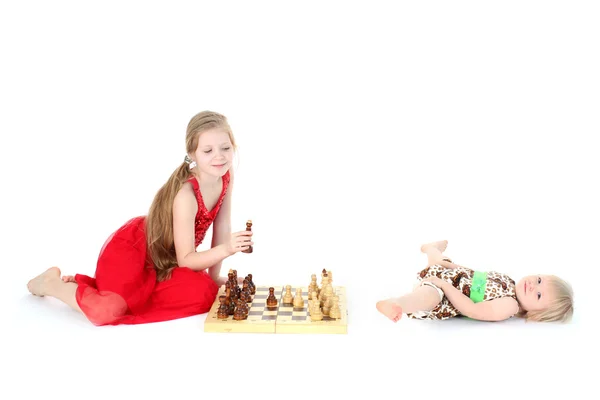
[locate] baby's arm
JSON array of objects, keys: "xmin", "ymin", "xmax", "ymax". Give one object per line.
[{"xmin": 437, "ymin": 280, "xmax": 519, "ymax": 321}]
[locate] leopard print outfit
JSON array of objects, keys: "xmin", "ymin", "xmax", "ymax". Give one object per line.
[{"xmin": 406, "ymin": 264, "xmax": 517, "ymax": 320}]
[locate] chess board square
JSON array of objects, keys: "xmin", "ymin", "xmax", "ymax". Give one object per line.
[
  {"xmin": 278, "ymin": 311, "xmax": 293, "ymax": 316},
  {"xmin": 262, "ymin": 315, "xmax": 277, "ymax": 320},
  {"xmin": 292, "ymin": 316, "xmax": 307, "ymax": 321}
]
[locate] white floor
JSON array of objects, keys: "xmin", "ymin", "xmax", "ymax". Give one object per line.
[{"xmin": 6, "ymin": 259, "xmax": 592, "ymax": 400}]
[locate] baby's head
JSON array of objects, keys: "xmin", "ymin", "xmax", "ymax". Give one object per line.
[{"xmin": 514, "ymin": 274, "xmax": 573, "ymax": 323}]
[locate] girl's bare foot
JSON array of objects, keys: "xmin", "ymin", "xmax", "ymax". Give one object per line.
[
  {"xmin": 27, "ymin": 267, "xmax": 61, "ymax": 296},
  {"xmin": 420, "ymin": 240, "xmax": 448, "ymax": 253},
  {"xmin": 376, "ymin": 300, "xmax": 404, "ymax": 323}
]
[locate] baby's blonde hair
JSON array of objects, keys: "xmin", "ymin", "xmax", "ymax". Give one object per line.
[{"xmin": 519, "ymin": 275, "xmax": 573, "ymax": 323}]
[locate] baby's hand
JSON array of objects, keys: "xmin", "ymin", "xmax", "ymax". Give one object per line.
[
  {"xmin": 423, "ymin": 276, "xmax": 445, "ymax": 287},
  {"xmin": 224, "ymin": 230, "xmax": 253, "ymax": 255}
]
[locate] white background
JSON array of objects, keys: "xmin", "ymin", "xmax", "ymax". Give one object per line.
[{"xmin": 2, "ymin": 1, "xmax": 598, "ymax": 399}]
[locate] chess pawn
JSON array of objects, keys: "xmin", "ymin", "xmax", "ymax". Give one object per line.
[
  {"xmin": 308, "ymin": 274, "xmax": 318, "ymax": 300},
  {"xmin": 242, "ymin": 220, "xmax": 253, "ymax": 253},
  {"xmin": 329, "ymin": 295, "xmax": 341, "ymax": 319},
  {"xmin": 293, "ymin": 288, "xmax": 304, "ymax": 308},
  {"xmin": 310, "ymin": 299, "xmax": 323, "ymax": 321},
  {"xmin": 233, "ymin": 299, "xmax": 246, "ymax": 320},
  {"xmin": 266, "ymin": 287, "xmax": 278, "ymax": 310},
  {"xmin": 246, "ymin": 274, "xmax": 256, "ymax": 295},
  {"xmin": 242, "ymin": 280, "xmax": 252, "ymax": 302},
  {"xmin": 283, "ymin": 285, "xmax": 293, "ymax": 305},
  {"xmin": 217, "ymin": 296, "xmax": 229, "ymax": 319},
  {"xmin": 239, "ymin": 294, "xmax": 250, "ymax": 318},
  {"xmin": 309, "ymin": 291, "xmax": 319, "ymax": 310}
]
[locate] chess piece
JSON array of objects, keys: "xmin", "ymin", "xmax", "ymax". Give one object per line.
[
  {"xmin": 266, "ymin": 287, "xmax": 278, "ymax": 310},
  {"xmin": 282, "ymin": 285, "xmax": 293, "ymax": 305},
  {"xmin": 225, "ymin": 286, "xmax": 235, "ymax": 315},
  {"xmin": 238, "ymin": 294, "xmax": 250, "ymax": 318},
  {"xmin": 322, "ymin": 295, "xmax": 332, "ymax": 316},
  {"xmin": 233, "ymin": 299, "xmax": 246, "ymax": 320},
  {"xmin": 329, "ymin": 295, "xmax": 341, "ymax": 319},
  {"xmin": 308, "ymin": 274, "xmax": 318, "ymax": 299},
  {"xmin": 310, "ymin": 299, "xmax": 323, "ymax": 321},
  {"xmin": 242, "ymin": 220, "xmax": 253, "ymax": 253},
  {"xmin": 327, "ymin": 270, "xmax": 333, "ymax": 284},
  {"xmin": 320, "ymin": 284, "xmax": 334, "ymax": 307},
  {"xmin": 318, "ymin": 275, "xmax": 330, "ymax": 303},
  {"xmin": 242, "ymin": 279, "xmax": 252, "ymax": 302},
  {"xmin": 309, "ymin": 291, "xmax": 319, "ymax": 310},
  {"xmin": 246, "ymin": 274, "xmax": 256, "ymax": 294},
  {"xmin": 293, "ymin": 288, "xmax": 304, "ymax": 308},
  {"xmin": 217, "ymin": 295, "xmax": 229, "ymax": 319}
]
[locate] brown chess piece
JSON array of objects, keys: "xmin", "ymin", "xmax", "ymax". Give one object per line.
[
  {"xmin": 246, "ymin": 274, "xmax": 256, "ymax": 294},
  {"xmin": 217, "ymin": 295, "xmax": 229, "ymax": 319},
  {"xmin": 266, "ymin": 287, "xmax": 278, "ymax": 310},
  {"xmin": 233, "ymin": 299, "xmax": 246, "ymax": 320},
  {"xmin": 225, "ymin": 287, "xmax": 235, "ymax": 315},
  {"xmin": 242, "ymin": 220, "xmax": 253, "ymax": 253},
  {"xmin": 239, "ymin": 294, "xmax": 250, "ymax": 318},
  {"xmin": 242, "ymin": 279, "xmax": 252, "ymax": 302}
]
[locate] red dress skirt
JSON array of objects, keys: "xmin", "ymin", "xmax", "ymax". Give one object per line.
[{"xmin": 74, "ymin": 172, "xmax": 230, "ymax": 326}]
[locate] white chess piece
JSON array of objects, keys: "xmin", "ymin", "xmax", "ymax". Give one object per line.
[
  {"xmin": 283, "ymin": 285, "xmax": 293, "ymax": 304},
  {"xmin": 293, "ymin": 288, "xmax": 304, "ymax": 308},
  {"xmin": 329, "ymin": 295, "xmax": 341, "ymax": 319},
  {"xmin": 308, "ymin": 274, "xmax": 318, "ymax": 299}
]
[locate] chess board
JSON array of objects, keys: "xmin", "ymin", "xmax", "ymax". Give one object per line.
[{"xmin": 203, "ymin": 285, "xmax": 348, "ymax": 334}]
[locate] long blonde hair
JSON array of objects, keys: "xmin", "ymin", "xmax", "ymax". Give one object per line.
[
  {"xmin": 146, "ymin": 111, "xmax": 236, "ymax": 281},
  {"xmin": 518, "ymin": 275, "xmax": 574, "ymax": 323}
]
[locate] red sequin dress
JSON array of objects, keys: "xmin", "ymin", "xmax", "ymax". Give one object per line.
[{"xmin": 74, "ymin": 172, "xmax": 230, "ymax": 326}]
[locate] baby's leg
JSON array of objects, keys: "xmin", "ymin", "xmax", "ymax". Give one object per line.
[
  {"xmin": 420, "ymin": 240, "xmax": 449, "ymax": 266},
  {"xmin": 376, "ymin": 285, "xmax": 441, "ymax": 322},
  {"xmin": 27, "ymin": 267, "xmax": 82, "ymax": 313}
]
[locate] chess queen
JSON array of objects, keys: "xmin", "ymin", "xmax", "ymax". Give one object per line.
[{"xmin": 26, "ymin": 111, "xmax": 254, "ymax": 326}]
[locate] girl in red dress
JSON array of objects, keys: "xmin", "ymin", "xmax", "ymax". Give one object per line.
[{"xmin": 26, "ymin": 111, "xmax": 253, "ymax": 326}]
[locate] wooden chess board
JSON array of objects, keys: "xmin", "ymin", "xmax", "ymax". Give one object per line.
[{"xmin": 203, "ymin": 285, "xmax": 348, "ymax": 334}]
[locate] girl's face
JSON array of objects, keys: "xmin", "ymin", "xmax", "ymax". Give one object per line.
[
  {"xmin": 515, "ymin": 275, "xmax": 556, "ymax": 312},
  {"xmin": 192, "ymin": 128, "xmax": 233, "ymax": 179}
]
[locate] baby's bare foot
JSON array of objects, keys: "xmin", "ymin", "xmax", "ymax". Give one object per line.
[
  {"xmin": 62, "ymin": 275, "xmax": 76, "ymax": 283},
  {"xmin": 376, "ymin": 300, "xmax": 404, "ymax": 323},
  {"xmin": 27, "ymin": 267, "xmax": 61, "ymax": 296},
  {"xmin": 421, "ymin": 240, "xmax": 448, "ymax": 253}
]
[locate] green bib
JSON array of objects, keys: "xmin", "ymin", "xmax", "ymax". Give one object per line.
[{"xmin": 470, "ymin": 271, "xmax": 488, "ymax": 303}]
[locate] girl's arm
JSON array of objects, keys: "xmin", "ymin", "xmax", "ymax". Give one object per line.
[
  {"xmin": 432, "ymin": 278, "xmax": 519, "ymax": 321},
  {"xmin": 208, "ymin": 172, "xmax": 234, "ymax": 285},
  {"xmin": 172, "ymin": 182, "xmax": 231, "ymax": 273}
]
